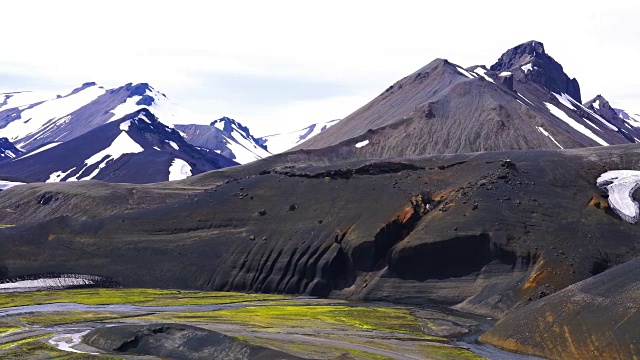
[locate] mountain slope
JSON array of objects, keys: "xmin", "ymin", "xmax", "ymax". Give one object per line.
[
  {"xmin": 294, "ymin": 41, "xmax": 640, "ymax": 159},
  {"xmin": 175, "ymin": 117, "xmax": 271, "ymax": 164},
  {"xmin": 0, "ymin": 109, "xmax": 237, "ymax": 183},
  {"xmin": 257, "ymin": 119, "xmax": 340, "ymax": 154},
  {"xmin": 0, "ymin": 138, "xmax": 21, "ymax": 162},
  {"xmin": 0, "ymin": 82, "xmax": 206, "ymax": 152}
]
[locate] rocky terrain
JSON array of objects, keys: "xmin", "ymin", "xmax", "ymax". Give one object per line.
[{"xmin": 0, "ymin": 40, "xmax": 638, "ymax": 359}]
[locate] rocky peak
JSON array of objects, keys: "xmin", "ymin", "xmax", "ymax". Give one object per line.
[
  {"xmin": 210, "ymin": 117, "xmax": 268, "ymax": 152},
  {"xmin": 585, "ymin": 95, "xmax": 625, "ymax": 122},
  {"xmin": 490, "ymin": 40, "xmax": 582, "ymax": 102}
]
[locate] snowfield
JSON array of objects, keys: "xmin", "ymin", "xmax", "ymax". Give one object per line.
[
  {"xmin": 597, "ymin": 170, "xmax": 640, "ymax": 223},
  {"xmin": 0, "ymin": 276, "xmax": 97, "ymax": 292},
  {"xmin": 169, "ymin": 158, "xmax": 192, "ymax": 181}
]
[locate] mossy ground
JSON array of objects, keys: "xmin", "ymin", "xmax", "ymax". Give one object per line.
[
  {"xmin": 17, "ymin": 311, "xmax": 136, "ymax": 327},
  {"xmin": 151, "ymin": 304, "xmax": 425, "ymax": 334},
  {"xmin": 0, "ymin": 288, "xmax": 487, "ymax": 359},
  {"xmin": 0, "ymin": 288, "xmax": 290, "ymax": 308}
]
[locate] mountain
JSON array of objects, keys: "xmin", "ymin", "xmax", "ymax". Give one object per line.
[
  {"xmin": 0, "ymin": 82, "xmax": 207, "ymax": 152},
  {"xmin": 175, "ymin": 117, "xmax": 271, "ymax": 164},
  {"xmin": 294, "ymin": 41, "xmax": 640, "ymax": 159},
  {"xmin": 584, "ymin": 94, "xmax": 640, "ymax": 141},
  {"xmin": 0, "ymin": 138, "xmax": 21, "ymax": 162},
  {"xmin": 2, "ymin": 142, "xmax": 640, "ymax": 360},
  {"xmin": 257, "ymin": 119, "xmax": 340, "ymax": 154},
  {"xmin": 0, "ymin": 109, "xmax": 237, "ymax": 183}
]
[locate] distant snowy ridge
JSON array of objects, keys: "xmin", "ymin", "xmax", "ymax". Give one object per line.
[
  {"xmin": 176, "ymin": 117, "xmax": 271, "ymax": 164},
  {"xmin": 258, "ymin": 119, "xmax": 340, "ymax": 154}
]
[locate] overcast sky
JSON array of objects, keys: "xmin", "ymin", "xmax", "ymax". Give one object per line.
[{"xmin": 1, "ymin": 1, "xmax": 639, "ymax": 135}]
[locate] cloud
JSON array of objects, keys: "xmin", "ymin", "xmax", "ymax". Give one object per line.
[{"xmin": 0, "ymin": 0, "xmax": 638, "ymax": 130}]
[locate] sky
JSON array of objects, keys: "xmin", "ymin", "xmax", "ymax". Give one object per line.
[{"xmin": 1, "ymin": 1, "xmax": 639, "ymax": 135}]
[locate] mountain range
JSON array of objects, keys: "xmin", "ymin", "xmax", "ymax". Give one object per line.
[
  {"xmin": 0, "ymin": 83, "xmax": 339, "ymax": 183},
  {"xmin": 0, "ymin": 40, "xmax": 639, "ymax": 359}
]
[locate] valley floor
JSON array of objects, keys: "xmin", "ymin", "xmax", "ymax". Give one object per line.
[{"xmin": 0, "ymin": 288, "xmax": 540, "ymax": 360}]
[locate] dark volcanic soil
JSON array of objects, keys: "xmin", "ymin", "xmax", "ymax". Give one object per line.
[{"xmin": 1, "ymin": 144, "xmax": 640, "ymax": 359}]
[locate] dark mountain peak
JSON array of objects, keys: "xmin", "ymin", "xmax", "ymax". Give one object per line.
[
  {"xmin": 490, "ymin": 41, "xmax": 546, "ymax": 71},
  {"xmin": 62, "ymin": 82, "xmax": 98, "ymax": 98},
  {"xmin": 112, "ymin": 83, "xmax": 156, "ymax": 106},
  {"xmin": 584, "ymin": 94, "xmax": 614, "ymax": 111},
  {"xmin": 584, "ymin": 95, "xmax": 621, "ymax": 122},
  {"xmin": 490, "ymin": 40, "xmax": 581, "ymax": 102}
]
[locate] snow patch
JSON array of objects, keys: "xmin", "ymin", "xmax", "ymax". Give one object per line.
[
  {"xmin": 521, "ymin": 63, "xmax": 534, "ymax": 73},
  {"xmin": 456, "ymin": 67, "xmax": 475, "ymax": 79},
  {"xmin": 47, "ymin": 167, "xmax": 76, "ymax": 183},
  {"xmin": 597, "ymin": 170, "xmax": 640, "ymax": 223},
  {"xmin": 119, "ymin": 120, "xmax": 131, "ymax": 131},
  {"xmin": 544, "ymin": 102, "xmax": 609, "ymax": 146},
  {"xmin": 593, "ymin": 100, "xmax": 600, "ymax": 109},
  {"xmin": 499, "ymin": 72, "xmax": 512, "ymax": 77},
  {"xmin": 166, "ymin": 140, "xmax": 179, "ymax": 150},
  {"xmin": 552, "ymin": 93, "xmax": 576, "ymax": 110},
  {"xmin": 0, "ymin": 180, "xmax": 25, "ymax": 190},
  {"xmin": 517, "ymin": 93, "xmax": 534, "ymax": 105},
  {"xmin": 153, "ymin": 146, "xmax": 161, "ymax": 151},
  {"xmin": 0, "ymin": 276, "xmax": 96, "ymax": 291},
  {"xmin": 355, "ymin": 140, "xmax": 369, "ymax": 148},
  {"xmin": 168, "ymin": 158, "xmax": 192, "ymax": 181},
  {"xmin": 535, "ymin": 126, "xmax": 563, "ymax": 149},
  {"xmin": 67, "ymin": 132, "xmax": 144, "ymax": 181},
  {"xmin": 472, "ymin": 68, "xmax": 495, "ymax": 83}
]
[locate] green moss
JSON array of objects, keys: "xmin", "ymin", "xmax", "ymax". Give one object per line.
[
  {"xmin": 0, "ymin": 327, "xmax": 21, "ymax": 336},
  {"xmin": 0, "ymin": 288, "xmax": 291, "ymax": 308},
  {"xmin": 418, "ymin": 344, "xmax": 487, "ymax": 360},
  {"xmin": 18, "ymin": 311, "xmax": 132, "ymax": 327},
  {"xmin": 152, "ymin": 304, "xmax": 425, "ymax": 334},
  {"xmin": 0, "ymin": 333, "xmax": 52, "ymax": 350},
  {"xmin": 341, "ymin": 348, "xmax": 395, "ymax": 360}
]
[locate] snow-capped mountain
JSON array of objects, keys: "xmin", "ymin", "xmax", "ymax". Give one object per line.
[
  {"xmin": 295, "ymin": 41, "xmax": 640, "ymax": 159},
  {"xmin": 257, "ymin": 119, "xmax": 340, "ymax": 154},
  {"xmin": 0, "ymin": 82, "xmax": 205, "ymax": 152},
  {"xmin": 0, "ymin": 138, "xmax": 22, "ymax": 162},
  {"xmin": 175, "ymin": 117, "xmax": 271, "ymax": 164},
  {"xmin": 0, "ymin": 109, "xmax": 236, "ymax": 183}
]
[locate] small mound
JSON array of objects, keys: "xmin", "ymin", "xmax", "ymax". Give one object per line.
[{"xmin": 83, "ymin": 323, "xmax": 307, "ymax": 360}]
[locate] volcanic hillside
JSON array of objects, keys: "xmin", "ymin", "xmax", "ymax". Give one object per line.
[{"xmin": 295, "ymin": 41, "xmax": 640, "ymax": 159}]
